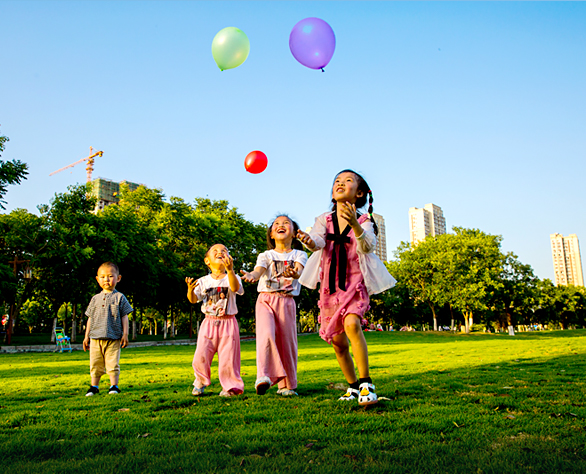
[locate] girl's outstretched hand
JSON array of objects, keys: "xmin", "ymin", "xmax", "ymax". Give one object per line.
[
  {"xmin": 240, "ymin": 270, "xmax": 257, "ymax": 283},
  {"xmin": 282, "ymin": 266, "xmax": 300, "ymax": 279},
  {"xmin": 296, "ymin": 230, "xmax": 315, "ymax": 250},
  {"xmin": 339, "ymin": 201, "xmax": 359, "ymax": 227},
  {"xmin": 185, "ymin": 277, "xmax": 199, "ymax": 291},
  {"xmin": 220, "ymin": 255, "xmax": 234, "ymax": 272}
]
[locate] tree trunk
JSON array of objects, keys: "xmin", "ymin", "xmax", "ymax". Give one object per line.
[
  {"xmin": 51, "ymin": 317, "xmax": 57, "ymax": 342},
  {"xmin": 464, "ymin": 311, "xmax": 471, "ymax": 334},
  {"xmin": 429, "ymin": 303, "xmax": 437, "ymax": 331},
  {"xmin": 170, "ymin": 306, "xmax": 175, "ymax": 338},
  {"xmin": 63, "ymin": 303, "xmax": 68, "ymax": 334},
  {"xmin": 71, "ymin": 304, "xmax": 77, "ymax": 343}
]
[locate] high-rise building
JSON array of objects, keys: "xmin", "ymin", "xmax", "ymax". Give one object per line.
[
  {"xmin": 372, "ymin": 213, "xmax": 387, "ymax": 262},
  {"xmin": 91, "ymin": 177, "xmax": 142, "ymax": 212},
  {"xmin": 409, "ymin": 203, "xmax": 446, "ymax": 244},
  {"xmin": 550, "ymin": 233, "xmax": 584, "ymax": 286}
]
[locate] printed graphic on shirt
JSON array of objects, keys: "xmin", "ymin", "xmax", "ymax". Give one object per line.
[
  {"xmin": 265, "ymin": 259, "xmax": 295, "ymax": 292},
  {"xmin": 202, "ymin": 286, "xmax": 229, "ymax": 317}
]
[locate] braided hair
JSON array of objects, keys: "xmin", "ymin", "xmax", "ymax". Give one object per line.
[{"xmin": 330, "ymin": 169, "xmax": 378, "ymax": 235}]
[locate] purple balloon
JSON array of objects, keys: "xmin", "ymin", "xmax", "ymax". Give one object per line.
[{"xmin": 289, "ymin": 17, "xmax": 336, "ymax": 70}]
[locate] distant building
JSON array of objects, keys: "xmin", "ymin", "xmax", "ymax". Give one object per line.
[
  {"xmin": 409, "ymin": 203, "xmax": 446, "ymax": 244},
  {"xmin": 372, "ymin": 213, "xmax": 387, "ymax": 262},
  {"xmin": 550, "ymin": 233, "xmax": 584, "ymax": 286},
  {"xmin": 90, "ymin": 177, "xmax": 142, "ymax": 212}
]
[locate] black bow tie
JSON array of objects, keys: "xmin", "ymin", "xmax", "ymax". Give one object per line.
[{"xmin": 326, "ymin": 212, "xmax": 351, "ymax": 293}]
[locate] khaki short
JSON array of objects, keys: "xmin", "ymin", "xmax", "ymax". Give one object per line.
[{"xmin": 89, "ymin": 339, "xmax": 121, "ymax": 378}]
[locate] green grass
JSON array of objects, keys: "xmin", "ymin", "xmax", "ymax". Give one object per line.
[{"xmin": 1, "ymin": 331, "xmax": 586, "ymax": 473}]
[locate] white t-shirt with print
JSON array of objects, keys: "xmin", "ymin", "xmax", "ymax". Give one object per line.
[
  {"xmin": 255, "ymin": 249, "xmax": 308, "ymax": 296},
  {"xmin": 194, "ymin": 273, "xmax": 244, "ymax": 317}
]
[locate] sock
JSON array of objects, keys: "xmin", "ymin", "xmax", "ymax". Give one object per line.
[
  {"xmin": 349, "ymin": 381, "xmax": 360, "ymax": 390},
  {"xmin": 359, "ymin": 377, "xmax": 372, "ymax": 385},
  {"xmin": 92, "ymin": 385, "xmax": 99, "ymax": 389},
  {"xmin": 109, "ymin": 385, "xmax": 117, "ymax": 389}
]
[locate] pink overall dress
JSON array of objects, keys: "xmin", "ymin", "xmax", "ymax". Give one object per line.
[{"xmin": 318, "ymin": 213, "xmax": 370, "ymax": 344}]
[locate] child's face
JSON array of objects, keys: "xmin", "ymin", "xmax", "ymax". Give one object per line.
[
  {"xmin": 96, "ymin": 265, "xmax": 121, "ymax": 293},
  {"xmin": 270, "ymin": 216, "xmax": 295, "ymax": 244},
  {"xmin": 332, "ymin": 171, "xmax": 364, "ymax": 204},
  {"xmin": 205, "ymin": 244, "xmax": 229, "ymax": 272}
]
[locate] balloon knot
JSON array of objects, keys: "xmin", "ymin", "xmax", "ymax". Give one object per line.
[{"xmin": 321, "ymin": 68, "xmax": 325, "ymax": 72}]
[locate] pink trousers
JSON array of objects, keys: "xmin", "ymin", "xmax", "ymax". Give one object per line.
[
  {"xmin": 192, "ymin": 315, "xmax": 244, "ymax": 394},
  {"xmin": 255, "ymin": 292, "xmax": 298, "ymax": 390}
]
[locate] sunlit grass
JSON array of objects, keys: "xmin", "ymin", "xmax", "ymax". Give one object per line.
[{"xmin": 1, "ymin": 331, "xmax": 586, "ymax": 473}]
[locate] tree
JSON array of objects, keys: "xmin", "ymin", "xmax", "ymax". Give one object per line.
[
  {"xmin": 0, "ymin": 132, "xmax": 29, "ymax": 210},
  {"xmin": 437, "ymin": 228, "xmax": 504, "ymax": 333},
  {"xmin": 489, "ymin": 252, "xmax": 539, "ymax": 332}
]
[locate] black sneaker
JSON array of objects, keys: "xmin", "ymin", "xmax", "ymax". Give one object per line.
[
  {"xmin": 108, "ymin": 385, "xmax": 121, "ymax": 395},
  {"xmin": 86, "ymin": 386, "xmax": 99, "ymax": 397}
]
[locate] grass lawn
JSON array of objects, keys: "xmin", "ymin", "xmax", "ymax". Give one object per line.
[{"xmin": 1, "ymin": 330, "xmax": 585, "ymax": 473}]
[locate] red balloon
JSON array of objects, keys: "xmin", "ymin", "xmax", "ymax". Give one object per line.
[{"xmin": 244, "ymin": 150, "xmax": 268, "ymax": 174}]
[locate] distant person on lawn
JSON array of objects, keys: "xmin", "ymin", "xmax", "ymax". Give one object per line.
[{"xmin": 83, "ymin": 262, "xmax": 133, "ymax": 396}]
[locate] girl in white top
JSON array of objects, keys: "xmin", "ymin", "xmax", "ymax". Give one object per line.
[{"xmin": 241, "ymin": 215, "xmax": 308, "ymax": 396}]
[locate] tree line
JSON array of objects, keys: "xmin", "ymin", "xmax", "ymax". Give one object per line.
[{"xmin": 2, "ymin": 132, "xmax": 585, "ymax": 340}]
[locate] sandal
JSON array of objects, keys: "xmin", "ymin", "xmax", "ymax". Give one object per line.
[
  {"xmin": 279, "ymin": 389, "xmax": 298, "ymax": 397},
  {"xmin": 358, "ymin": 382, "xmax": 378, "ymax": 406},
  {"xmin": 255, "ymin": 376, "xmax": 271, "ymax": 395},
  {"xmin": 338, "ymin": 387, "xmax": 359, "ymax": 401},
  {"xmin": 192, "ymin": 385, "xmax": 205, "ymax": 396}
]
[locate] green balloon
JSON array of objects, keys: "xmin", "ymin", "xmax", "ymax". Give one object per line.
[{"xmin": 211, "ymin": 27, "xmax": 250, "ymax": 71}]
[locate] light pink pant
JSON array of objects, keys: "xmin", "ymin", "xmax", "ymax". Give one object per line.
[
  {"xmin": 256, "ymin": 292, "xmax": 298, "ymax": 390},
  {"xmin": 192, "ymin": 315, "xmax": 244, "ymax": 394}
]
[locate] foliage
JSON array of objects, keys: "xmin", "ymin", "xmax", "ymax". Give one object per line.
[
  {"xmin": 1, "ymin": 181, "xmax": 584, "ymax": 341},
  {"xmin": 0, "ymin": 132, "xmax": 29, "ymax": 210}
]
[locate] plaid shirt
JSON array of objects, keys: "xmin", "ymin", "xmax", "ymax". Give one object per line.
[{"xmin": 85, "ymin": 290, "xmax": 133, "ymax": 340}]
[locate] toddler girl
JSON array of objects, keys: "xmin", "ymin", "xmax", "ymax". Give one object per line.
[
  {"xmin": 297, "ymin": 170, "xmax": 396, "ymax": 405},
  {"xmin": 241, "ymin": 215, "xmax": 307, "ymax": 396},
  {"xmin": 186, "ymin": 243, "xmax": 244, "ymax": 397}
]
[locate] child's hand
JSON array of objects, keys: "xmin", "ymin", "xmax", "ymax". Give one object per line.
[
  {"xmin": 282, "ymin": 266, "xmax": 300, "ymax": 279},
  {"xmin": 240, "ymin": 270, "xmax": 257, "ymax": 283},
  {"xmin": 121, "ymin": 334, "xmax": 129, "ymax": 348},
  {"xmin": 185, "ymin": 277, "xmax": 199, "ymax": 290},
  {"xmin": 296, "ymin": 230, "xmax": 315, "ymax": 250},
  {"xmin": 339, "ymin": 202, "xmax": 359, "ymax": 227},
  {"xmin": 220, "ymin": 255, "xmax": 234, "ymax": 272},
  {"xmin": 83, "ymin": 337, "xmax": 90, "ymax": 352}
]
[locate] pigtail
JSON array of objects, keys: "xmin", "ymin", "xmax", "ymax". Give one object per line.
[{"xmin": 368, "ymin": 189, "xmax": 379, "ymax": 236}]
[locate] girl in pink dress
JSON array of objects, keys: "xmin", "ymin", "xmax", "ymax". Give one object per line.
[
  {"xmin": 298, "ymin": 170, "xmax": 396, "ymax": 406},
  {"xmin": 241, "ymin": 216, "xmax": 307, "ymax": 397}
]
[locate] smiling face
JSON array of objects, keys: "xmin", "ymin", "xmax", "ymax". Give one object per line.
[
  {"xmin": 270, "ymin": 216, "xmax": 295, "ymax": 245},
  {"xmin": 204, "ymin": 244, "xmax": 229, "ymax": 272},
  {"xmin": 96, "ymin": 264, "xmax": 121, "ymax": 293},
  {"xmin": 332, "ymin": 171, "xmax": 364, "ymax": 204}
]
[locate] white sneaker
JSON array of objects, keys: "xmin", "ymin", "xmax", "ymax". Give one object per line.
[
  {"xmin": 358, "ymin": 382, "xmax": 378, "ymax": 406},
  {"xmin": 338, "ymin": 387, "xmax": 359, "ymax": 401},
  {"xmin": 255, "ymin": 376, "xmax": 271, "ymax": 395}
]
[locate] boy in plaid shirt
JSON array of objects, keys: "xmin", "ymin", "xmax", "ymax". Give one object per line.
[{"xmin": 83, "ymin": 262, "xmax": 133, "ymax": 396}]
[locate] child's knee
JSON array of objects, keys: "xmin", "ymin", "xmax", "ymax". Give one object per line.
[
  {"xmin": 333, "ymin": 340, "xmax": 349, "ymax": 356},
  {"xmin": 344, "ymin": 316, "xmax": 362, "ymax": 335}
]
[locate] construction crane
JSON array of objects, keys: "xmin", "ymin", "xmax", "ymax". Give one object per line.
[{"xmin": 49, "ymin": 147, "xmax": 104, "ymax": 183}]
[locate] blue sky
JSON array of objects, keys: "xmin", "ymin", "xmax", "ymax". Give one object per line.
[{"xmin": 2, "ymin": 1, "xmax": 585, "ymax": 281}]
